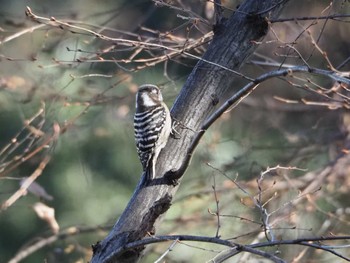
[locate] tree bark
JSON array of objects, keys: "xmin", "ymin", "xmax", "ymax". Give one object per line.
[{"xmin": 91, "ymin": 0, "xmax": 290, "ymax": 262}]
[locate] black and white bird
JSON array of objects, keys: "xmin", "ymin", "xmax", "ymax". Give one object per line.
[{"xmin": 134, "ymin": 84, "xmax": 171, "ymax": 180}]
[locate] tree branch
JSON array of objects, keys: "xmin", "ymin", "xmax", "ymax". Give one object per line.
[
  {"xmin": 101, "ymin": 234, "xmax": 350, "ymax": 262},
  {"xmin": 91, "ymin": 1, "xmax": 291, "ymax": 262}
]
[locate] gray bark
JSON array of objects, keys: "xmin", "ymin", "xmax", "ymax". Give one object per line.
[{"xmin": 91, "ymin": 0, "xmax": 290, "ymax": 262}]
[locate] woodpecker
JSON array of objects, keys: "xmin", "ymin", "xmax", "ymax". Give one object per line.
[{"xmin": 134, "ymin": 84, "xmax": 171, "ymax": 180}]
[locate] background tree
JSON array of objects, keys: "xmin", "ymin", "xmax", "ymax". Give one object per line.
[{"xmin": 0, "ymin": 0, "xmax": 350, "ymax": 262}]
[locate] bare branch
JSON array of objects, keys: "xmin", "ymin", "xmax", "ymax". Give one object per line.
[{"xmin": 8, "ymin": 224, "xmax": 113, "ymax": 263}]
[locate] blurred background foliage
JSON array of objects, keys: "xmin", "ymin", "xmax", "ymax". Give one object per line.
[{"xmin": 0, "ymin": 0, "xmax": 350, "ymax": 262}]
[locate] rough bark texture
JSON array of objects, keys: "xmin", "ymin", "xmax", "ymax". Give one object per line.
[{"xmin": 91, "ymin": 0, "xmax": 290, "ymax": 262}]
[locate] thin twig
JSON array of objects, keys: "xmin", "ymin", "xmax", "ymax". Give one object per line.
[
  {"xmin": 155, "ymin": 239, "xmax": 179, "ymax": 263},
  {"xmin": 1, "ymin": 123, "xmax": 60, "ymax": 211},
  {"xmin": 25, "ymin": 7, "xmax": 252, "ymax": 81},
  {"xmin": 211, "ymin": 175, "xmax": 221, "ymax": 238}
]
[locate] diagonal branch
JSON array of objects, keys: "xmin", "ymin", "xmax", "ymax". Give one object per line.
[{"xmin": 91, "ymin": 1, "xmax": 291, "ymax": 262}]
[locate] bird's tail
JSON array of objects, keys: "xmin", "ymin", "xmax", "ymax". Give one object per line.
[
  {"xmin": 146, "ymin": 164, "xmax": 154, "ymax": 181},
  {"xmin": 141, "ymin": 167, "xmax": 153, "ymax": 185},
  {"xmin": 145, "ymin": 157, "xmax": 155, "ymax": 181}
]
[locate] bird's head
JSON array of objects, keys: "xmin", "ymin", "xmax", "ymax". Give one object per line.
[{"xmin": 136, "ymin": 84, "xmax": 163, "ymax": 109}]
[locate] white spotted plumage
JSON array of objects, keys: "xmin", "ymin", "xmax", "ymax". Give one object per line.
[{"xmin": 134, "ymin": 84, "xmax": 171, "ymax": 180}]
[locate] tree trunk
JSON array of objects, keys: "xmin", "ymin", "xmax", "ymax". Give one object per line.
[{"xmin": 91, "ymin": 0, "xmax": 290, "ymax": 262}]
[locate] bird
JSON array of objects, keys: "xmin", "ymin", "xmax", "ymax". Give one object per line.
[{"xmin": 134, "ymin": 84, "xmax": 171, "ymax": 181}]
